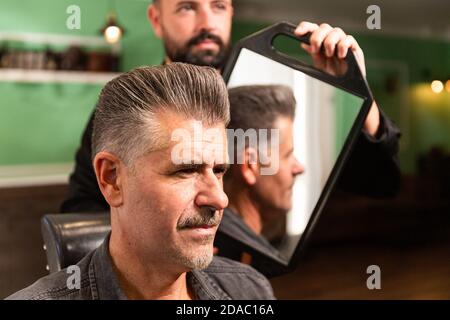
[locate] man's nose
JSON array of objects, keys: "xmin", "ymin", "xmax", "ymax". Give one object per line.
[
  {"xmin": 293, "ymin": 158, "xmax": 305, "ymax": 176},
  {"xmin": 196, "ymin": 5, "xmax": 216, "ymax": 32},
  {"xmin": 195, "ymin": 173, "xmax": 229, "ymax": 211}
]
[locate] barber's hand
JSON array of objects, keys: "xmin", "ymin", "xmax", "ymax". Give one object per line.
[{"xmin": 294, "ymin": 21, "xmax": 380, "ymax": 137}]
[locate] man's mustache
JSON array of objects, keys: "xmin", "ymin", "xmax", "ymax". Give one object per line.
[
  {"xmin": 187, "ymin": 30, "xmax": 223, "ymax": 48},
  {"xmin": 177, "ymin": 207, "xmax": 221, "ymax": 229}
]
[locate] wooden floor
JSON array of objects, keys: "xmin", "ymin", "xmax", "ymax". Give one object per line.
[
  {"xmin": 270, "ymin": 179, "xmax": 450, "ymax": 300},
  {"xmin": 270, "ymin": 241, "xmax": 450, "ymax": 299},
  {"xmin": 0, "ymin": 179, "xmax": 449, "ymax": 299}
]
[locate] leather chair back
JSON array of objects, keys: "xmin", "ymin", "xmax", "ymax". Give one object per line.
[{"xmin": 41, "ymin": 213, "xmax": 110, "ymax": 273}]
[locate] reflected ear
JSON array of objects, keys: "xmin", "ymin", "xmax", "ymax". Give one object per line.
[
  {"xmin": 147, "ymin": 4, "xmax": 162, "ymax": 38},
  {"xmin": 240, "ymin": 147, "xmax": 259, "ymax": 186},
  {"xmin": 93, "ymin": 151, "xmax": 124, "ymax": 208}
]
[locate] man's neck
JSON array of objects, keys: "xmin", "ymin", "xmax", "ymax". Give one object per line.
[
  {"xmin": 109, "ymin": 229, "xmax": 194, "ymax": 300},
  {"xmin": 227, "ymin": 187, "xmax": 263, "ymax": 235}
]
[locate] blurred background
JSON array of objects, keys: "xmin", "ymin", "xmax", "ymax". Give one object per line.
[{"xmin": 0, "ymin": 0, "xmax": 449, "ymax": 299}]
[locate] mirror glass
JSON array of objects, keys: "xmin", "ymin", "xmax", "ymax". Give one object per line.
[{"xmin": 222, "ymin": 48, "xmax": 365, "ymax": 263}]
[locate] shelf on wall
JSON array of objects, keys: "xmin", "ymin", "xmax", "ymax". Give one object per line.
[
  {"xmin": 0, "ymin": 31, "xmax": 122, "ymax": 83},
  {"xmin": 0, "ymin": 31, "xmax": 121, "ymax": 51},
  {"xmin": 0, "ymin": 163, "xmax": 73, "ymax": 188},
  {"xmin": 0, "ymin": 69, "xmax": 121, "ymax": 84}
]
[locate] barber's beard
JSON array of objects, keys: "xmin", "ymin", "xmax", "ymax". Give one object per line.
[{"xmin": 162, "ymin": 29, "xmax": 230, "ymax": 70}]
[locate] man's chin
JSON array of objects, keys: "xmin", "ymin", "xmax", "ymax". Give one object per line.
[
  {"xmin": 186, "ymin": 49, "xmax": 226, "ymax": 68},
  {"xmin": 192, "ymin": 55, "xmax": 219, "ymax": 67},
  {"xmin": 184, "ymin": 249, "xmax": 214, "ymax": 270},
  {"xmin": 169, "ymin": 242, "xmax": 214, "ymax": 271}
]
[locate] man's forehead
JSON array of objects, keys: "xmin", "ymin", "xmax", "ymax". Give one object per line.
[
  {"xmin": 169, "ymin": 120, "xmax": 228, "ymax": 165},
  {"xmin": 146, "ymin": 113, "xmax": 227, "ymax": 163}
]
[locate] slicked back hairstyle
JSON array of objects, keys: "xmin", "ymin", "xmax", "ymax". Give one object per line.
[{"xmin": 92, "ymin": 63, "xmax": 230, "ymax": 165}]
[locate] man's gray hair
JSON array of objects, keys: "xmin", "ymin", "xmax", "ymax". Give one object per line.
[
  {"xmin": 226, "ymin": 84, "xmax": 296, "ymax": 152},
  {"xmin": 92, "ymin": 63, "xmax": 230, "ymax": 164},
  {"xmin": 227, "ymin": 84, "xmax": 296, "ymax": 133}
]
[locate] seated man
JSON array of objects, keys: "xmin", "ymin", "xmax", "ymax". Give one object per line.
[
  {"xmin": 7, "ymin": 63, "xmax": 275, "ymax": 300},
  {"xmin": 218, "ymin": 85, "xmax": 302, "ymax": 262}
]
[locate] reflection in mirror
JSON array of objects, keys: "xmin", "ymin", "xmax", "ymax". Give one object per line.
[{"xmin": 224, "ymin": 48, "xmax": 364, "ymax": 262}]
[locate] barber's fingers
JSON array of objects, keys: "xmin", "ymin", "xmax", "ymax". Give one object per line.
[
  {"xmin": 296, "ymin": 22, "xmax": 350, "ymax": 56},
  {"xmin": 297, "ymin": 22, "xmax": 338, "ymax": 55},
  {"xmin": 294, "ymin": 21, "xmax": 319, "ymax": 36},
  {"xmin": 323, "ymin": 27, "xmax": 346, "ymax": 57},
  {"xmin": 337, "ymin": 35, "xmax": 366, "ymax": 76},
  {"xmin": 296, "ymin": 22, "xmax": 321, "ymax": 54},
  {"xmin": 296, "ymin": 21, "xmax": 366, "ymax": 76},
  {"xmin": 308, "ymin": 23, "xmax": 334, "ymax": 53},
  {"xmin": 337, "ymin": 35, "xmax": 359, "ymax": 58}
]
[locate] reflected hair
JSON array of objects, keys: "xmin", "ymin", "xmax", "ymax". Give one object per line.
[{"xmin": 227, "ymin": 84, "xmax": 296, "ymax": 133}]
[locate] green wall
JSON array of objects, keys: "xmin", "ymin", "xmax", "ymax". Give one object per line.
[
  {"xmin": 1, "ymin": 1, "xmax": 449, "ymax": 174},
  {"xmin": 0, "ymin": 0, "xmax": 163, "ymax": 166},
  {"xmin": 0, "ymin": 83, "xmax": 102, "ymax": 164}
]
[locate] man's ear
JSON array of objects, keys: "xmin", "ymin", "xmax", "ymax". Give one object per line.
[
  {"xmin": 147, "ymin": 3, "xmax": 162, "ymax": 38},
  {"xmin": 93, "ymin": 151, "xmax": 124, "ymax": 208},
  {"xmin": 239, "ymin": 147, "xmax": 259, "ymax": 186}
]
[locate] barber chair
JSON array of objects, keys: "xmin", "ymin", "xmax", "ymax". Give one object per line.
[{"xmin": 41, "ymin": 213, "xmax": 110, "ymax": 273}]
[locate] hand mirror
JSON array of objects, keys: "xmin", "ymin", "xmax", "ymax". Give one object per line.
[{"xmin": 214, "ymin": 22, "xmax": 374, "ymax": 277}]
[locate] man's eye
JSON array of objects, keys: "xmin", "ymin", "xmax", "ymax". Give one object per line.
[
  {"xmin": 212, "ymin": 2, "xmax": 227, "ymax": 11},
  {"xmin": 177, "ymin": 168, "xmax": 197, "ymax": 175},
  {"xmin": 178, "ymin": 3, "xmax": 194, "ymax": 12}
]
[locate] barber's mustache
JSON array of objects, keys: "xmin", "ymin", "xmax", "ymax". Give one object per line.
[
  {"xmin": 177, "ymin": 207, "xmax": 221, "ymax": 229},
  {"xmin": 187, "ymin": 30, "xmax": 224, "ymax": 48}
]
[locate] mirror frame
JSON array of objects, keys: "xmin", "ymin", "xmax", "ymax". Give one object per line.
[{"xmin": 217, "ymin": 22, "xmax": 375, "ymax": 277}]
